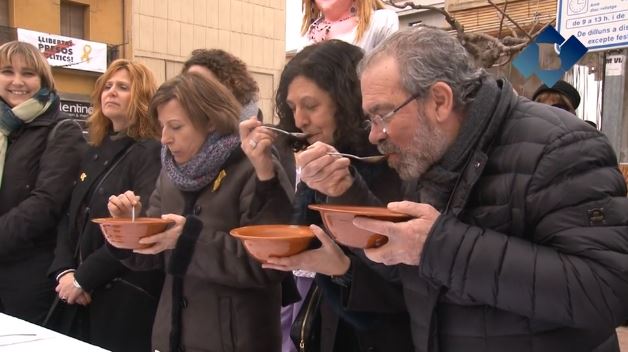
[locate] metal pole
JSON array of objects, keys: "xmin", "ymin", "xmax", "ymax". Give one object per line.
[{"xmin": 601, "ymin": 49, "xmax": 627, "ymax": 161}]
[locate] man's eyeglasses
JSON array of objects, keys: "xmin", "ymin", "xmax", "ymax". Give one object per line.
[{"xmin": 362, "ymin": 92, "xmax": 421, "ymax": 133}]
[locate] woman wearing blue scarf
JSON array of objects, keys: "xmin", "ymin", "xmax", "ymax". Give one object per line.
[
  {"xmin": 106, "ymin": 73, "xmax": 294, "ymax": 352},
  {"xmin": 0, "ymin": 41, "xmax": 85, "ymax": 324}
]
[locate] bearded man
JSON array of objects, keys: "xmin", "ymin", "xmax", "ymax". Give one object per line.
[{"xmin": 280, "ymin": 26, "xmax": 628, "ymax": 352}]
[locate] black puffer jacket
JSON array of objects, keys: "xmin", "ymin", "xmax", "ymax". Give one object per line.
[{"xmin": 334, "ymin": 78, "xmax": 628, "ymax": 352}]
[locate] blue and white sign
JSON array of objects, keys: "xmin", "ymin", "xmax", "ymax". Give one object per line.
[{"xmin": 557, "ymin": 0, "xmax": 628, "ymax": 52}]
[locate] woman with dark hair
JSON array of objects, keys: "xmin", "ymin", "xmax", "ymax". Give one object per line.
[
  {"xmin": 240, "ymin": 40, "xmax": 413, "ymax": 352},
  {"xmin": 275, "ymin": 41, "xmax": 370, "ymax": 158},
  {"xmin": 182, "ymin": 48, "xmax": 261, "ymax": 122},
  {"xmin": 0, "ymin": 41, "xmax": 84, "ymax": 324},
  {"xmin": 106, "ymin": 73, "xmax": 294, "ymax": 352},
  {"xmin": 48, "ymin": 59, "xmax": 163, "ymax": 351}
]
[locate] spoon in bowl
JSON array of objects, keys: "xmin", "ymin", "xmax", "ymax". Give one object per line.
[{"xmin": 327, "ymin": 152, "xmax": 387, "ymax": 163}]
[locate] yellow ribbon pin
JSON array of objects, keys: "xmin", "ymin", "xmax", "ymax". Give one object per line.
[
  {"xmin": 81, "ymin": 44, "xmax": 92, "ymax": 63},
  {"xmin": 80, "ymin": 172, "xmax": 87, "ymax": 181},
  {"xmin": 211, "ymin": 170, "xmax": 227, "ymax": 192}
]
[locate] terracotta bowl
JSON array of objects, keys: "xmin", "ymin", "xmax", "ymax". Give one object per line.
[
  {"xmin": 230, "ymin": 225, "xmax": 315, "ymax": 263},
  {"xmin": 308, "ymin": 204, "xmax": 411, "ymax": 249},
  {"xmin": 92, "ymin": 217, "xmax": 174, "ymax": 250}
]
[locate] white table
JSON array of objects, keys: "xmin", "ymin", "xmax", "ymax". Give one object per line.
[{"xmin": 0, "ymin": 313, "xmax": 109, "ymax": 351}]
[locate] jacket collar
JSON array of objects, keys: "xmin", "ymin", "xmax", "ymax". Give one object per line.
[{"xmin": 415, "ymin": 78, "xmax": 517, "ymax": 214}]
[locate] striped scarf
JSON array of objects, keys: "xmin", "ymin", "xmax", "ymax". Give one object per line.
[
  {"xmin": 161, "ymin": 132, "xmax": 241, "ymax": 192},
  {"xmin": 0, "ymin": 89, "xmax": 57, "ymax": 189}
]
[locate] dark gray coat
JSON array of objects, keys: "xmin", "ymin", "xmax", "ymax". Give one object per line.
[
  {"xmin": 115, "ymin": 149, "xmax": 294, "ymax": 352},
  {"xmin": 333, "ymin": 78, "xmax": 628, "ymax": 352}
]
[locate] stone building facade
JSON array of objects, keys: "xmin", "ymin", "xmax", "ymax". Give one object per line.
[{"xmin": 131, "ymin": 0, "xmax": 286, "ymax": 121}]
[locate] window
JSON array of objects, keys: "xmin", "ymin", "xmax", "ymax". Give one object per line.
[
  {"xmin": 0, "ymin": 0, "xmax": 8, "ymax": 27},
  {"xmin": 0, "ymin": 0, "xmax": 12, "ymax": 44},
  {"xmin": 60, "ymin": 2, "xmax": 86, "ymax": 39}
]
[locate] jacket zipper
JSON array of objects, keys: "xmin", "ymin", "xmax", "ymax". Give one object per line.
[{"xmin": 299, "ymin": 285, "xmax": 319, "ymax": 352}]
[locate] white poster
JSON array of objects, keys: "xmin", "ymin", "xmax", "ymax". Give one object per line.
[
  {"xmin": 17, "ymin": 28, "xmax": 107, "ymax": 73},
  {"xmin": 605, "ymin": 54, "xmax": 625, "ymax": 77},
  {"xmin": 556, "ymin": 0, "xmax": 628, "ymax": 52}
]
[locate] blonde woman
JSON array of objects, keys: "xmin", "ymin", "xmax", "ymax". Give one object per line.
[
  {"xmin": 300, "ymin": 0, "xmax": 398, "ymax": 52},
  {"xmin": 48, "ymin": 59, "xmax": 162, "ymax": 351},
  {"xmin": 0, "ymin": 41, "xmax": 84, "ymax": 324}
]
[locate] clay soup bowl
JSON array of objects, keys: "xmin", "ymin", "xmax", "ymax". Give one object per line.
[
  {"xmin": 308, "ymin": 204, "xmax": 411, "ymax": 249},
  {"xmin": 230, "ymin": 225, "xmax": 315, "ymax": 263},
  {"xmin": 92, "ymin": 217, "xmax": 174, "ymax": 250}
]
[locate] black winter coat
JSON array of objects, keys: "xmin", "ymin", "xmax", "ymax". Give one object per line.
[
  {"xmin": 0, "ymin": 102, "xmax": 85, "ymax": 262},
  {"xmin": 0, "ymin": 101, "xmax": 85, "ymax": 323},
  {"xmin": 295, "ymin": 152, "xmax": 414, "ymax": 352},
  {"xmin": 49, "ymin": 134, "xmax": 163, "ymax": 352},
  {"xmin": 333, "ymin": 78, "xmax": 628, "ymax": 352}
]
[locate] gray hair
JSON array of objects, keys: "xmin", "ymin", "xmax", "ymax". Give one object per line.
[{"xmin": 357, "ymin": 26, "xmax": 486, "ymax": 110}]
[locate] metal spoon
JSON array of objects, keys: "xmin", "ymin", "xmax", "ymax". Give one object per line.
[
  {"xmin": 262, "ymin": 126, "xmax": 310, "ymax": 139},
  {"xmin": 131, "ymin": 204, "xmax": 135, "ymax": 222},
  {"xmin": 327, "ymin": 152, "xmax": 387, "ymax": 163}
]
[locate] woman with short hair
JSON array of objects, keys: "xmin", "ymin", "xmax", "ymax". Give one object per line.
[
  {"xmin": 0, "ymin": 41, "xmax": 85, "ymax": 324},
  {"xmin": 106, "ymin": 73, "xmax": 294, "ymax": 352}
]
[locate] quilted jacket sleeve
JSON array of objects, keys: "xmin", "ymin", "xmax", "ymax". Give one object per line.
[{"xmin": 419, "ymin": 128, "xmax": 628, "ymax": 331}]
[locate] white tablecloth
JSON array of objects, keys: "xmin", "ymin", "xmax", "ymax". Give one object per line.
[{"xmin": 0, "ymin": 313, "xmax": 109, "ymax": 351}]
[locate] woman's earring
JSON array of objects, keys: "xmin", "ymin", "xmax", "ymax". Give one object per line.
[{"xmin": 351, "ymin": 1, "xmax": 357, "ymax": 15}]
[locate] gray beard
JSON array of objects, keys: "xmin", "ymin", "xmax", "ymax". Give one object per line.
[{"xmin": 378, "ymin": 114, "xmax": 450, "ymax": 180}]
